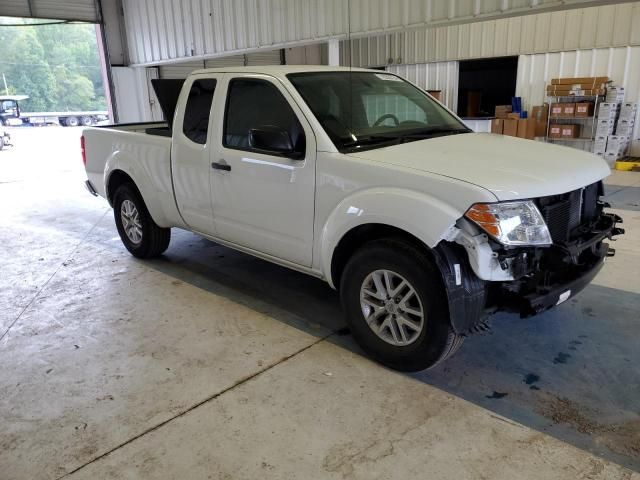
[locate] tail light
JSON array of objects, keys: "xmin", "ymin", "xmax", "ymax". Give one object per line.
[{"xmin": 80, "ymin": 135, "xmax": 86, "ymax": 166}]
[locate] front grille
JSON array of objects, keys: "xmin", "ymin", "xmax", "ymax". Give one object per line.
[{"xmin": 537, "ymin": 182, "xmax": 601, "ymax": 243}]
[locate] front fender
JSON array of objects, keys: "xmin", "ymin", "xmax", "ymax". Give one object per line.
[{"xmin": 320, "ymin": 187, "xmax": 463, "ymax": 288}]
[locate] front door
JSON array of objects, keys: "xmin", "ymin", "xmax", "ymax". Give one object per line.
[
  {"xmin": 171, "ymin": 75, "xmax": 220, "ymax": 234},
  {"xmin": 210, "ymin": 74, "xmax": 316, "ymax": 267}
]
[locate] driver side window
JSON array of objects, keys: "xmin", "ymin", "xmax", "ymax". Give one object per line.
[
  {"xmin": 223, "ymin": 78, "xmax": 305, "ymax": 157},
  {"xmin": 362, "ymin": 93, "xmax": 428, "ymax": 127}
]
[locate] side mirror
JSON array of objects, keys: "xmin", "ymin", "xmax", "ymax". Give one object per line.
[{"xmin": 249, "ymin": 126, "xmax": 302, "ymax": 159}]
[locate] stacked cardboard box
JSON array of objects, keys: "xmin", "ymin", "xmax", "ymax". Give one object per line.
[
  {"xmin": 531, "ymin": 105, "xmax": 549, "ymax": 137},
  {"xmin": 606, "ymin": 86, "xmax": 625, "ymax": 103},
  {"xmin": 546, "ymin": 77, "xmax": 608, "ymax": 96},
  {"xmin": 575, "ymin": 102, "xmax": 594, "ymax": 117},
  {"xmin": 598, "ymin": 102, "xmax": 620, "ymax": 119},
  {"xmin": 596, "ymin": 119, "xmax": 615, "ymax": 136},
  {"xmin": 548, "ymin": 124, "xmax": 562, "ymax": 138},
  {"xmin": 593, "ymin": 135, "xmax": 608, "ymax": 157},
  {"xmin": 492, "ymin": 105, "xmax": 539, "ymax": 140},
  {"xmin": 503, "ymin": 119, "xmax": 518, "ymax": 137},
  {"xmin": 605, "ymin": 135, "xmax": 630, "ymax": 164},
  {"xmin": 615, "ymin": 102, "xmax": 637, "ymax": 136},
  {"xmin": 560, "ymin": 125, "xmax": 580, "ymax": 139},
  {"xmin": 494, "ymin": 105, "xmax": 512, "ymax": 119}
]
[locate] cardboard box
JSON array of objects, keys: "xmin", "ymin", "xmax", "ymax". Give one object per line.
[
  {"xmin": 598, "ymin": 102, "xmax": 619, "ymax": 118},
  {"xmin": 491, "ymin": 118, "xmax": 504, "ymax": 134},
  {"xmin": 495, "ymin": 105, "xmax": 512, "ymax": 119},
  {"xmin": 619, "ymin": 102, "xmax": 638, "ymax": 121},
  {"xmin": 547, "ymin": 87, "xmax": 606, "ymax": 97},
  {"xmin": 615, "ymin": 119, "xmax": 635, "ymax": 136},
  {"xmin": 550, "ymin": 104, "xmax": 564, "ymax": 117},
  {"xmin": 548, "ymin": 124, "xmax": 562, "ymax": 138},
  {"xmin": 595, "ymin": 119, "xmax": 615, "ymax": 136},
  {"xmin": 562, "ymin": 104, "xmax": 576, "ymax": 117},
  {"xmin": 606, "ymin": 135, "xmax": 630, "ymax": 154},
  {"xmin": 517, "ymin": 119, "xmax": 536, "ymax": 140},
  {"xmin": 427, "ymin": 90, "xmax": 441, "ymax": 102},
  {"xmin": 551, "ymin": 76, "xmax": 608, "ymax": 85},
  {"xmin": 531, "ymin": 105, "xmax": 549, "ymax": 137},
  {"xmin": 575, "ymin": 102, "xmax": 594, "ymax": 117},
  {"xmin": 560, "ymin": 125, "xmax": 580, "ymax": 138},
  {"xmin": 503, "ymin": 119, "xmax": 518, "ymax": 137},
  {"xmin": 594, "ymin": 135, "xmax": 608, "ymax": 151},
  {"xmin": 606, "ymin": 86, "xmax": 625, "ymax": 102},
  {"xmin": 604, "ymin": 152, "xmax": 619, "ymax": 166},
  {"xmin": 507, "ymin": 112, "xmax": 521, "ymax": 120}
]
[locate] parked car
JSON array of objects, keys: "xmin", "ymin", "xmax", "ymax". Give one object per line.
[
  {"xmin": 82, "ymin": 66, "xmax": 624, "ymax": 371},
  {"xmin": 0, "ymin": 124, "xmax": 10, "ymax": 150}
]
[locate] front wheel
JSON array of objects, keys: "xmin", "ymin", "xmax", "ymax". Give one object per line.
[
  {"xmin": 113, "ymin": 183, "xmax": 171, "ymax": 258},
  {"xmin": 340, "ymin": 239, "xmax": 463, "ymax": 371}
]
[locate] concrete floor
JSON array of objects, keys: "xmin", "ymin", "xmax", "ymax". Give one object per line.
[{"xmin": 1, "ymin": 127, "xmax": 639, "ymax": 479}]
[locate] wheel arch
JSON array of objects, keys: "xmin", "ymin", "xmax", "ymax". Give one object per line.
[
  {"xmin": 330, "ymin": 223, "xmax": 432, "ymax": 290},
  {"xmin": 320, "ymin": 187, "xmax": 463, "ymax": 289}
]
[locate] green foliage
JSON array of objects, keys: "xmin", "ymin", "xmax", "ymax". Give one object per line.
[{"xmin": 0, "ymin": 18, "xmax": 107, "ymax": 112}]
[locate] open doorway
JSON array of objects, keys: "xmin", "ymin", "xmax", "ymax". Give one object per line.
[
  {"xmin": 0, "ymin": 17, "xmax": 109, "ymax": 126},
  {"xmin": 457, "ymin": 56, "xmax": 518, "ymax": 118}
]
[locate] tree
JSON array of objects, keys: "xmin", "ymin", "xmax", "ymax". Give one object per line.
[{"xmin": 0, "ymin": 17, "xmax": 106, "ymax": 112}]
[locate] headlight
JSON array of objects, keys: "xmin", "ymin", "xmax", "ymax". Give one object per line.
[{"xmin": 464, "ymin": 200, "xmax": 552, "ymax": 246}]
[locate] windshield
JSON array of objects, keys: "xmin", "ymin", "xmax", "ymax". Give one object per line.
[{"xmin": 287, "ymin": 71, "xmax": 470, "ymax": 153}]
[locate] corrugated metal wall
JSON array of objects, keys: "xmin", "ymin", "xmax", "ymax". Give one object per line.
[
  {"xmin": 0, "ymin": 0, "xmax": 99, "ymax": 22},
  {"xmin": 344, "ymin": 2, "xmax": 640, "ymax": 67},
  {"xmin": 158, "ymin": 51, "xmax": 283, "ymax": 79},
  {"xmin": 516, "ymin": 46, "xmax": 640, "ymax": 155},
  {"xmin": 120, "ymin": 0, "xmax": 638, "ymax": 66},
  {"xmin": 387, "ymin": 62, "xmax": 459, "ymax": 112}
]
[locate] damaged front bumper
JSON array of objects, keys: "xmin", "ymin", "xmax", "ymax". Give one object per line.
[
  {"xmin": 497, "ymin": 212, "xmax": 624, "ymax": 317},
  {"xmin": 434, "ymin": 211, "xmax": 624, "ymax": 335}
]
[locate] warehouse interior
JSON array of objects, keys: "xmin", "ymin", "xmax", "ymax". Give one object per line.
[{"xmin": 1, "ymin": 1, "xmax": 639, "ymax": 479}]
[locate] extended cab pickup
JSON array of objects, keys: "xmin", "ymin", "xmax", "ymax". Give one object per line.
[{"xmin": 83, "ymin": 66, "xmax": 624, "ymax": 371}]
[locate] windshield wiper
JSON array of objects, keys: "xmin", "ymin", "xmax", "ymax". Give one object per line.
[
  {"xmin": 398, "ymin": 127, "xmax": 471, "ymax": 139},
  {"xmin": 341, "ymin": 135, "xmax": 403, "ymax": 150}
]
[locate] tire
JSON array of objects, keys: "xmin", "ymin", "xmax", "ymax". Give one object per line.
[
  {"xmin": 340, "ymin": 239, "xmax": 464, "ymax": 372},
  {"xmin": 0, "ymin": 136, "xmax": 4, "ymax": 151},
  {"xmin": 65, "ymin": 116, "xmax": 79, "ymax": 127},
  {"xmin": 113, "ymin": 183, "xmax": 171, "ymax": 258},
  {"xmin": 81, "ymin": 116, "xmax": 93, "ymax": 126}
]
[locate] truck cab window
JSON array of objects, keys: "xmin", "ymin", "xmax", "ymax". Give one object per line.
[
  {"xmin": 223, "ymin": 78, "xmax": 305, "ymax": 156},
  {"xmin": 183, "ymin": 79, "xmax": 216, "ymax": 144}
]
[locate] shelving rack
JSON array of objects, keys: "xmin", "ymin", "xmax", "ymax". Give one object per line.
[{"xmin": 544, "ymin": 94, "xmax": 603, "ymax": 150}]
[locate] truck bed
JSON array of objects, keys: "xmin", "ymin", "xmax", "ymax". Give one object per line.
[{"xmin": 83, "ymin": 123, "xmax": 173, "ymax": 201}]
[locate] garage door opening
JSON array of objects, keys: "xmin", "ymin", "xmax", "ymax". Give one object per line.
[
  {"xmin": 0, "ymin": 17, "xmax": 110, "ymax": 127},
  {"xmin": 457, "ymin": 56, "xmax": 518, "ymax": 118}
]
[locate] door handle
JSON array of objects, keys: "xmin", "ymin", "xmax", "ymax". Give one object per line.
[{"xmin": 211, "ymin": 161, "xmax": 231, "ymax": 171}]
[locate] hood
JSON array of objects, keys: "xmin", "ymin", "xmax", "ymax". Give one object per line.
[{"xmin": 348, "ymin": 133, "xmax": 611, "ymax": 201}]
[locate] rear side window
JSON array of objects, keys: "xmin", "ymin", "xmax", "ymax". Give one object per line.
[
  {"xmin": 183, "ymin": 79, "xmax": 216, "ymax": 144},
  {"xmin": 223, "ymin": 78, "xmax": 305, "ymax": 154}
]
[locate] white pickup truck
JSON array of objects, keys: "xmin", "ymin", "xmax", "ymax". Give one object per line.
[{"xmin": 83, "ymin": 66, "xmax": 623, "ymax": 371}]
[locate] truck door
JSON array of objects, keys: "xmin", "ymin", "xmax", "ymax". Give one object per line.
[
  {"xmin": 210, "ymin": 74, "xmax": 316, "ymax": 267},
  {"xmin": 170, "ymin": 75, "xmax": 221, "ymax": 234}
]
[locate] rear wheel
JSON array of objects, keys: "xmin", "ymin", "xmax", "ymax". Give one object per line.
[
  {"xmin": 113, "ymin": 183, "xmax": 171, "ymax": 258},
  {"xmin": 81, "ymin": 116, "xmax": 93, "ymax": 126},
  {"xmin": 65, "ymin": 116, "xmax": 79, "ymax": 127},
  {"xmin": 0, "ymin": 136, "xmax": 4, "ymax": 151},
  {"xmin": 340, "ymin": 239, "xmax": 463, "ymax": 371}
]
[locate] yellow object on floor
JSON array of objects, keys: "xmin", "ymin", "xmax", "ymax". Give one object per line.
[{"xmin": 615, "ymin": 160, "xmax": 640, "ymax": 171}]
